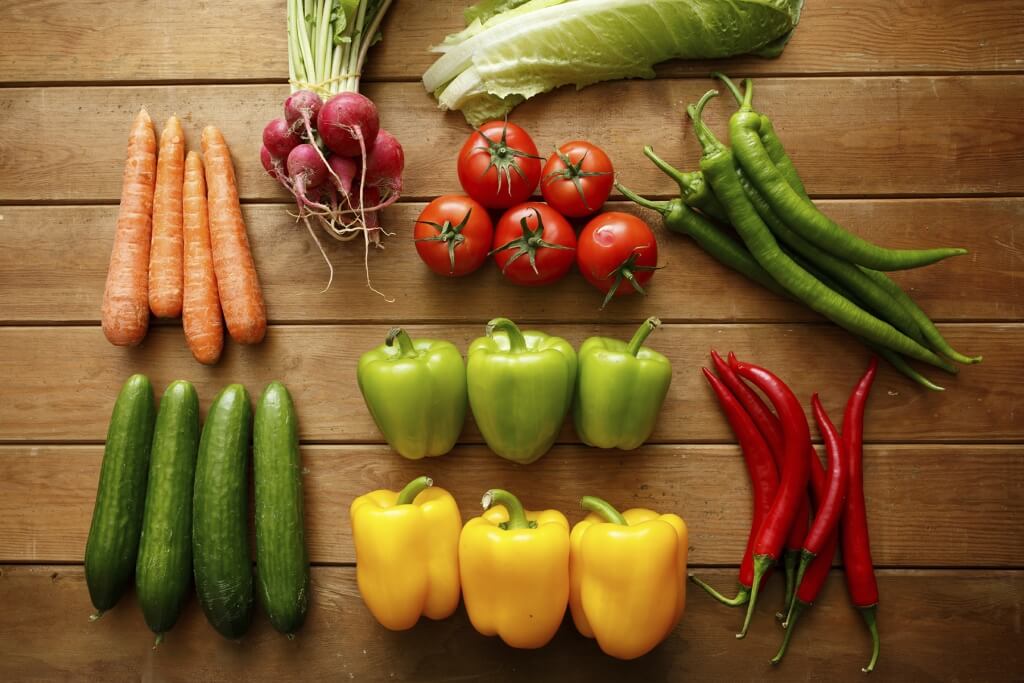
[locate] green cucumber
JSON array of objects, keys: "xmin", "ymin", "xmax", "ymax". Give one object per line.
[
  {"xmin": 254, "ymin": 381, "xmax": 310, "ymax": 636},
  {"xmin": 135, "ymin": 380, "xmax": 200, "ymax": 644},
  {"xmin": 84, "ymin": 374, "xmax": 156, "ymax": 617},
  {"xmin": 193, "ymin": 384, "xmax": 253, "ymax": 639}
]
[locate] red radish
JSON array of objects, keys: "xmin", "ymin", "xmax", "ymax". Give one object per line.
[
  {"xmin": 287, "ymin": 143, "xmax": 329, "ymax": 207},
  {"xmin": 365, "ymin": 128, "xmax": 404, "ymax": 202},
  {"xmin": 317, "ymin": 92, "xmax": 380, "ymax": 157},
  {"xmin": 260, "ymin": 145, "xmax": 284, "ymax": 182},
  {"xmin": 263, "ymin": 117, "xmax": 301, "ymax": 159},
  {"xmin": 328, "ymin": 156, "xmax": 358, "ymax": 196},
  {"xmin": 284, "ymin": 89, "xmax": 323, "ymax": 128}
]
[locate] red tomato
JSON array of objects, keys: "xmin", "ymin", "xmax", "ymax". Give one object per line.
[
  {"xmin": 414, "ymin": 195, "xmax": 494, "ymax": 277},
  {"xmin": 457, "ymin": 121, "xmax": 542, "ymax": 209},
  {"xmin": 492, "ymin": 202, "xmax": 576, "ymax": 287},
  {"xmin": 541, "ymin": 141, "xmax": 614, "ymax": 218},
  {"xmin": 577, "ymin": 212, "xmax": 659, "ymax": 307}
]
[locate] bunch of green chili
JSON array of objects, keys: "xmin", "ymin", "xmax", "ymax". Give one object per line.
[{"xmin": 618, "ymin": 75, "xmax": 980, "ymax": 390}]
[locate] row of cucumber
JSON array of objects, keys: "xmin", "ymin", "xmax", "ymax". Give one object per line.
[{"xmin": 83, "ymin": 375, "xmax": 309, "ymax": 643}]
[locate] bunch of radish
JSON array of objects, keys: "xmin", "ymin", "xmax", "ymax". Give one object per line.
[{"xmin": 260, "ymin": 89, "xmax": 404, "ymax": 293}]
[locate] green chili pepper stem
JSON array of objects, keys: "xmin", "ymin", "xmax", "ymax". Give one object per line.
[
  {"xmin": 688, "ymin": 90, "xmax": 725, "ymax": 154},
  {"xmin": 614, "ymin": 183, "xmax": 669, "ymax": 215},
  {"xmin": 386, "ymin": 327, "xmax": 418, "ymax": 358},
  {"xmin": 859, "ymin": 604, "xmax": 881, "ymax": 673},
  {"xmin": 689, "ymin": 575, "xmax": 751, "ymax": 607},
  {"xmin": 737, "ymin": 554, "xmax": 773, "ymax": 638},
  {"xmin": 642, "ymin": 146, "xmax": 697, "ymax": 195},
  {"xmin": 739, "ymin": 78, "xmax": 755, "ymax": 111},
  {"xmin": 778, "ymin": 548, "xmax": 799, "ymax": 621},
  {"xmin": 395, "ymin": 476, "xmax": 433, "ymax": 505},
  {"xmin": 625, "ymin": 316, "xmax": 661, "ymax": 356},
  {"xmin": 771, "ymin": 600, "xmax": 808, "ymax": 665},
  {"xmin": 485, "ymin": 317, "xmax": 528, "ymax": 353},
  {"xmin": 580, "ymin": 496, "xmax": 628, "ymax": 525},
  {"xmin": 713, "ymin": 72, "xmax": 745, "ymax": 105},
  {"xmin": 483, "ymin": 488, "xmax": 533, "ymax": 530}
]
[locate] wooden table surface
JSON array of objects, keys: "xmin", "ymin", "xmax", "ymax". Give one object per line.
[{"xmin": 1, "ymin": 1, "xmax": 1022, "ymax": 681}]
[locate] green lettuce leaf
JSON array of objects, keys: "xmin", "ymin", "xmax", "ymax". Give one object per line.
[{"xmin": 425, "ymin": 0, "xmax": 803, "ymax": 125}]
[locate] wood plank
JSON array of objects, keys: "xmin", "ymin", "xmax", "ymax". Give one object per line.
[
  {"xmin": 0, "ymin": 198, "xmax": 1019, "ymax": 324},
  {"xmin": 0, "ymin": 324, "xmax": 1013, "ymax": 444},
  {"xmin": 3, "ymin": 1, "xmax": 1023, "ymax": 84},
  {"xmin": 0, "ymin": 565, "xmax": 1020, "ymax": 681},
  {"xmin": 3, "ymin": 77, "xmax": 1023, "ymax": 203},
  {"xmin": 1, "ymin": 444, "xmax": 1019, "ymax": 566}
]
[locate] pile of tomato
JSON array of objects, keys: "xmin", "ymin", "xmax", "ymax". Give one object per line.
[{"xmin": 414, "ymin": 121, "xmax": 659, "ymax": 307}]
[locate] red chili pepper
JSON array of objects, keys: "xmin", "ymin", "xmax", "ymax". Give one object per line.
[
  {"xmin": 841, "ymin": 357, "xmax": 881, "ymax": 673},
  {"xmin": 690, "ymin": 367, "xmax": 780, "ymax": 607},
  {"xmin": 771, "ymin": 422, "xmax": 835, "ymax": 665},
  {"xmin": 722, "ymin": 351, "xmax": 810, "ymax": 617},
  {"xmin": 732, "ymin": 361, "xmax": 811, "ymax": 639},
  {"xmin": 785, "ymin": 394, "xmax": 848, "ymax": 619}
]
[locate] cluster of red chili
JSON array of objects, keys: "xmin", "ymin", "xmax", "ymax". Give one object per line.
[{"xmin": 691, "ymin": 352, "xmax": 880, "ymax": 671}]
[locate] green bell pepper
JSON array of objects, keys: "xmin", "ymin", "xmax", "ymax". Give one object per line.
[
  {"xmin": 573, "ymin": 317, "xmax": 672, "ymax": 450},
  {"xmin": 357, "ymin": 328, "xmax": 467, "ymax": 460},
  {"xmin": 467, "ymin": 317, "xmax": 577, "ymax": 464}
]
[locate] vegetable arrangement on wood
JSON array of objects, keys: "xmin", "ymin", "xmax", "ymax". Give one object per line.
[
  {"xmin": 261, "ymin": 0, "xmax": 403, "ymax": 296},
  {"xmin": 84, "ymin": 376, "xmax": 308, "ymax": 644},
  {"xmin": 620, "ymin": 74, "xmax": 980, "ymax": 390}
]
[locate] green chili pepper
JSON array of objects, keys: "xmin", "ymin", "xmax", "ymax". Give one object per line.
[
  {"xmin": 727, "ymin": 82, "xmax": 967, "ymax": 271},
  {"xmin": 467, "ymin": 317, "xmax": 577, "ymax": 464},
  {"xmin": 688, "ymin": 89, "xmax": 949, "ymax": 370},
  {"xmin": 642, "ymin": 146, "xmax": 729, "ymax": 223},
  {"xmin": 573, "ymin": 317, "xmax": 672, "ymax": 450},
  {"xmin": 357, "ymin": 328, "xmax": 468, "ymax": 460}
]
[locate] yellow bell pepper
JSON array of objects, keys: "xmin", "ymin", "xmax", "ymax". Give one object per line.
[
  {"xmin": 459, "ymin": 489, "xmax": 570, "ymax": 649},
  {"xmin": 569, "ymin": 496, "xmax": 688, "ymax": 660},
  {"xmin": 350, "ymin": 476, "xmax": 462, "ymax": 630}
]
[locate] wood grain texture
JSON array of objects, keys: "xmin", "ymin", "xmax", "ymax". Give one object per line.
[
  {"xmin": 3, "ymin": 77, "xmax": 1023, "ymax": 203},
  {"xmin": 3, "ymin": 0, "xmax": 1023, "ymax": 84},
  {"xmin": 0, "ymin": 565, "xmax": 1020, "ymax": 682},
  {"xmin": 1, "ymin": 444, "xmax": 1020, "ymax": 567},
  {"xmin": 0, "ymin": 324, "xmax": 1014, "ymax": 444},
  {"xmin": 0, "ymin": 199, "xmax": 1019, "ymax": 324}
]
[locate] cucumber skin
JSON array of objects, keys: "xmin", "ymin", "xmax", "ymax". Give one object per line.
[
  {"xmin": 254, "ymin": 381, "xmax": 310, "ymax": 635},
  {"xmin": 193, "ymin": 384, "xmax": 253, "ymax": 639},
  {"xmin": 84, "ymin": 374, "xmax": 156, "ymax": 613},
  {"xmin": 135, "ymin": 380, "xmax": 200, "ymax": 637}
]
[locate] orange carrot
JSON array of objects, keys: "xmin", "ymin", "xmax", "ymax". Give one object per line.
[
  {"xmin": 148, "ymin": 115, "xmax": 186, "ymax": 318},
  {"xmin": 182, "ymin": 151, "xmax": 224, "ymax": 365},
  {"xmin": 202, "ymin": 125, "xmax": 267, "ymax": 345},
  {"xmin": 102, "ymin": 108, "xmax": 157, "ymax": 346}
]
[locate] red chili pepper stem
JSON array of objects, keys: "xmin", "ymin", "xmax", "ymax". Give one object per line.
[
  {"xmin": 859, "ymin": 604, "xmax": 881, "ymax": 673},
  {"xmin": 737, "ymin": 554, "xmax": 774, "ymax": 639},
  {"xmin": 771, "ymin": 599, "xmax": 809, "ymax": 665},
  {"xmin": 777, "ymin": 549, "xmax": 800, "ymax": 621},
  {"xmin": 787, "ymin": 549, "xmax": 817, "ymax": 621},
  {"xmin": 689, "ymin": 576, "xmax": 750, "ymax": 607}
]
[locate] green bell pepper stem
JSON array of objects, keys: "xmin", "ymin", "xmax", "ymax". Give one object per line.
[
  {"xmin": 580, "ymin": 496, "xmax": 628, "ymax": 526},
  {"xmin": 486, "ymin": 317, "xmax": 528, "ymax": 352},
  {"xmin": 395, "ymin": 476, "xmax": 433, "ymax": 505},
  {"xmin": 482, "ymin": 488, "xmax": 534, "ymax": 530},
  {"xmin": 626, "ymin": 317, "xmax": 661, "ymax": 356},
  {"xmin": 386, "ymin": 327, "xmax": 418, "ymax": 358}
]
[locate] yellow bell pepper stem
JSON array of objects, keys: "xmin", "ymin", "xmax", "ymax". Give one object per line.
[
  {"xmin": 459, "ymin": 489, "xmax": 570, "ymax": 649},
  {"xmin": 570, "ymin": 497, "xmax": 688, "ymax": 660},
  {"xmin": 351, "ymin": 476, "xmax": 462, "ymax": 631},
  {"xmin": 396, "ymin": 475, "xmax": 432, "ymax": 505}
]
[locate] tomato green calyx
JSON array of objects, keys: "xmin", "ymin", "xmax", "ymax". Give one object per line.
[
  {"xmin": 414, "ymin": 208, "xmax": 476, "ymax": 275},
  {"xmin": 600, "ymin": 247, "xmax": 660, "ymax": 309},
  {"xmin": 385, "ymin": 327, "xmax": 420, "ymax": 358},
  {"xmin": 489, "ymin": 209, "xmax": 574, "ymax": 275},
  {"xmin": 544, "ymin": 147, "xmax": 611, "ymax": 212},
  {"xmin": 474, "ymin": 121, "xmax": 542, "ymax": 197},
  {"xmin": 687, "ymin": 90, "xmax": 726, "ymax": 157}
]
